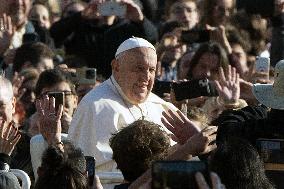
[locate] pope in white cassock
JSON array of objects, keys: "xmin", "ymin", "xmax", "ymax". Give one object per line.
[{"xmin": 67, "ymin": 37, "xmax": 177, "ymax": 171}]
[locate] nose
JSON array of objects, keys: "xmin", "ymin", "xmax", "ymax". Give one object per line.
[{"xmin": 141, "ymin": 70, "xmax": 151, "ymax": 82}]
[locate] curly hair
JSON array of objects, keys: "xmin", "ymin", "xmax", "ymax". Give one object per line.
[
  {"xmin": 210, "ymin": 137, "xmax": 274, "ymax": 189},
  {"xmin": 35, "ymin": 142, "xmax": 87, "ymax": 189},
  {"xmin": 110, "ymin": 120, "xmax": 170, "ymax": 182}
]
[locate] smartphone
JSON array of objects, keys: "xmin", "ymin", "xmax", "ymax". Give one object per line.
[
  {"xmin": 255, "ymin": 57, "xmax": 270, "ymax": 73},
  {"xmin": 152, "ymin": 80, "xmax": 172, "ymax": 98},
  {"xmin": 47, "ymin": 92, "xmax": 65, "ymax": 111},
  {"xmin": 181, "ymin": 30, "xmax": 210, "ymax": 44},
  {"xmin": 152, "ymin": 161, "xmax": 210, "ymax": 189},
  {"xmin": 85, "ymin": 156, "xmax": 96, "ymax": 186},
  {"xmin": 172, "ymin": 79, "xmax": 218, "ymax": 101},
  {"xmin": 98, "ymin": 2, "xmax": 126, "ymax": 17},
  {"xmin": 256, "ymin": 138, "xmax": 284, "ymax": 165}
]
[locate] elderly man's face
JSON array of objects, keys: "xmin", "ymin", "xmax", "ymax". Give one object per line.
[
  {"xmin": 0, "ymin": 86, "xmax": 15, "ymax": 124},
  {"xmin": 113, "ymin": 47, "xmax": 157, "ymax": 104},
  {"xmin": 0, "ymin": 0, "xmax": 31, "ymax": 28}
]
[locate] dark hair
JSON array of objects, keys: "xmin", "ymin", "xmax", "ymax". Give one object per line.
[
  {"xmin": 35, "ymin": 69, "xmax": 76, "ymax": 97},
  {"xmin": 35, "ymin": 142, "xmax": 87, "ymax": 189},
  {"xmin": 210, "ymin": 137, "xmax": 274, "ymax": 189},
  {"xmin": 201, "ymin": 0, "xmax": 235, "ymax": 26},
  {"xmin": 13, "ymin": 42, "xmax": 54, "ymax": 73},
  {"xmin": 186, "ymin": 42, "xmax": 229, "ymax": 79},
  {"xmin": 159, "ymin": 21, "xmax": 183, "ymax": 40},
  {"xmin": 110, "ymin": 120, "xmax": 170, "ymax": 182},
  {"xmin": 164, "ymin": 0, "xmax": 197, "ymax": 18}
]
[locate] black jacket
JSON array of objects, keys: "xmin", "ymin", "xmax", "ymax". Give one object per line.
[
  {"xmin": 215, "ymin": 105, "xmax": 284, "ymax": 146},
  {"xmin": 50, "ymin": 13, "xmax": 158, "ymax": 78}
]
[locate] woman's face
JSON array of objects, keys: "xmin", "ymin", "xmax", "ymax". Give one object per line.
[{"xmin": 191, "ymin": 52, "xmax": 220, "ymax": 80}]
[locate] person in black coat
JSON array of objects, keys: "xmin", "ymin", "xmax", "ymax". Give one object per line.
[
  {"xmin": 216, "ymin": 60, "xmax": 284, "ymax": 146},
  {"xmin": 50, "ymin": 0, "xmax": 158, "ymax": 78}
]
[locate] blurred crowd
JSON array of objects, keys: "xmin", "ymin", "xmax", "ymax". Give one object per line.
[{"xmin": 0, "ymin": 0, "xmax": 284, "ymax": 188}]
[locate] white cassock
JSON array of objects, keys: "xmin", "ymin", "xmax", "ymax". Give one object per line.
[{"xmin": 68, "ymin": 76, "xmax": 177, "ymax": 171}]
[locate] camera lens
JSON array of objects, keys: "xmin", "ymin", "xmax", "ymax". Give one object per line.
[{"xmin": 86, "ymin": 69, "xmax": 96, "ymax": 79}]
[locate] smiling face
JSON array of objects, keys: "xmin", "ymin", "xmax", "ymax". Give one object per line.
[
  {"xmin": 0, "ymin": 0, "xmax": 31, "ymax": 29},
  {"xmin": 112, "ymin": 47, "xmax": 157, "ymax": 104}
]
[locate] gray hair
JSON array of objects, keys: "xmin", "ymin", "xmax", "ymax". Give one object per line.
[{"xmin": 0, "ymin": 76, "xmax": 13, "ymax": 99}]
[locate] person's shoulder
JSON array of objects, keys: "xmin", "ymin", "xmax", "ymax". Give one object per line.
[{"xmin": 80, "ymin": 79, "xmax": 114, "ymax": 102}]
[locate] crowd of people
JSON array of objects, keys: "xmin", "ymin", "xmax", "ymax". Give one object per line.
[{"xmin": 0, "ymin": 0, "xmax": 284, "ymax": 188}]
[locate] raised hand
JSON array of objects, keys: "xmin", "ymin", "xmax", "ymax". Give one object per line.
[
  {"xmin": 185, "ymin": 126, "xmax": 217, "ymax": 156},
  {"xmin": 36, "ymin": 95, "xmax": 63, "ymax": 146},
  {"xmin": 215, "ymin": 65, "xmax": 240, "ymax": 104},
  {"xmin": 81, "ymin": 0, "xmax": 105, "ymax": 19},
  {"xmin": 0, "ymin": 121, "xmax": 21, "ymax": 156},
  {"xmin": 0, "ymin": 14, "xmax": 15, "ymax": 55},
  {"xmin": 121, "ymin": 0, "xmax": 144, "ymax": 22},
  {"xmin": 161, "ymin": 109, "xmax": 201, "ymax": 144}
]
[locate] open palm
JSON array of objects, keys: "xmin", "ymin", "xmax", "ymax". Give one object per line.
[{"xmin": 215, "ymin": 65, "xmax": 240, "ymax": 104}]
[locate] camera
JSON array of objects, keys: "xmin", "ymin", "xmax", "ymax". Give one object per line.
[
  {"xmin": 98, "ymin": 2, "xmax": 126, "ymax": 17},
  {"xmin": 181, "ymin": 30, "xmax": 210, "ymax": 44},
  {"xmin": 152, "ymin": 79, "xmax": 218, "ymax": 101},
  {"xmin": 63, "ymin": 67, "xmax": 97, "ymax": 85}
]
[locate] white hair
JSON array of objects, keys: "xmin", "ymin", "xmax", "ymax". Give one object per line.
[{"xmin": 0, "ymin": 76, "xmax": 13, "ymax": 100}]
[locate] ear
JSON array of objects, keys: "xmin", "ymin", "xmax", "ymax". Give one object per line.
[
  {"xmin": 73, "ymin": 95, "xmax": 78, "ymax": 109},
  {"xmin": 111, "ymin": 59, "xmax": 120, "ymax": 73}
]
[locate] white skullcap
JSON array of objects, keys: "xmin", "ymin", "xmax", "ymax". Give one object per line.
[{"xmin": 115, "ymin": 37, "xmax": 156, "ymax": 58}]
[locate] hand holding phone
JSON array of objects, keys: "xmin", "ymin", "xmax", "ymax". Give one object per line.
[
  {"xmin": 152, "ymin": 161, "xmax": 210, "ymax": 189},
  {"xmin": 254, "ymin": 57, "xmax": 270, "ymax": 82},
  {"xmin": 85, "ymin": 156, "xmax": 96, "ymax": 186},
  {"xmin": 98, "ymin": 2, "xmax": 126, "ymax": 17},
  {"xmin": 47, "ymin": 92, "xmax": 65, "ymax": 111}
]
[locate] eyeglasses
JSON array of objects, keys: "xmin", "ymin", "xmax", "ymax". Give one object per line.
[{"xmin": 39, "ymin": 91, "xmax": 74, "ymax": 99}]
